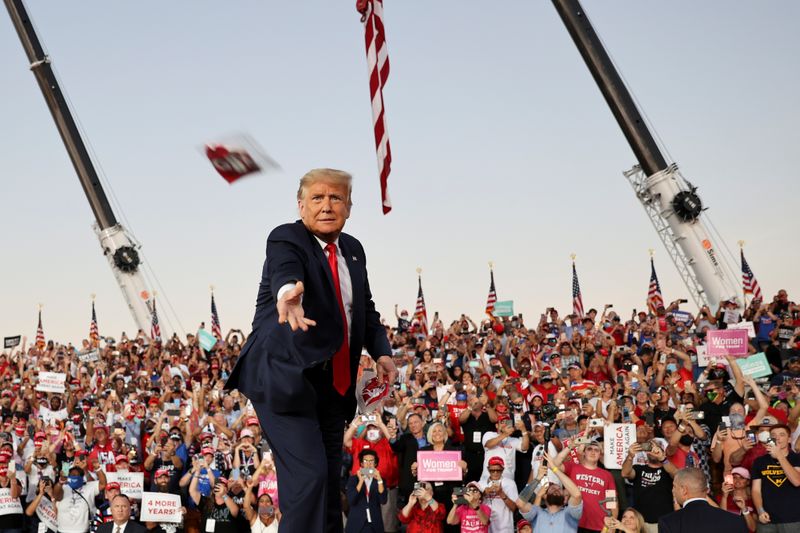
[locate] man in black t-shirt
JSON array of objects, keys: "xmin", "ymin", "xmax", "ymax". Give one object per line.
[
  {"xmin": 751, "ymin": 424, "xmax": 800, "ymax": 529},
  {"xmin": 622, "ymin": 439, "xmax": 677, "ymax": 528},
  {"xmin": 459, "ymin": 398, "xmax": 497, "ymax": 482}
]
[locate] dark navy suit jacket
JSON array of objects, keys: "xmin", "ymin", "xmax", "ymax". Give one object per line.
[
  {"xmin": 344, "ymin": 475, "xmax": 387, "ymax": 533},
  {"xmin": 226, "ymin": 221, "xmax": 390, "ymax": 414},
  {"xmin": 657, "ymin": 500, "xmax": 748, "ymax": 533}
]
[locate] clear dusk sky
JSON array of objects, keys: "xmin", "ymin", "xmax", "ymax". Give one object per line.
[{"xmin": 1, "ymin": 1, "xmax": 798, "ymax": 345}]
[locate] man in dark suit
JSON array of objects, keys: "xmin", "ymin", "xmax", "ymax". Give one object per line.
[
  {"xmin": 658, "ymin": 468, "xmax": 747, "ymax": 533},
  {"xmin": 97, "ymin": 494, "xmax": 147, "ymax": 533},
  {"xmin": 226, "ymin": 168, "xmax": 395, "ymax": 533},
  {"xmin": 345, "ymin": 449, "xmax": 387, "ymax": 532}
]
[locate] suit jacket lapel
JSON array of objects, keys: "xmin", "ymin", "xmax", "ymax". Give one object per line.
[{"xmin": 303, "ymin": 225, "xmax": 337, "ymax": 297}]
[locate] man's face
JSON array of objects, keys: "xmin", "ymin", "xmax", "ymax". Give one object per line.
[
  {"xmin": 106, "ymin": 487, "xmax": 120, "ymax": 502},
  {"xmin": 487, "ymin": 463, "xmax": 503, "ymax": 480},
  {"xmin": 110, "ymin": 496, "xmax": 131, "ymax": 522},
  {"xmin": 407, "ymin": 415, "xmax": 424, "ymax": 435},
  {"xmin": 156, "ymin": 474, "xmax": 170, "ymax": 490},
  {"xmin": 770, "ymin": 427, "xmax": 790, "ymax": 449},
  {"xmin": 298, "ymin": 180, "xmax": 351, "ymax": 242}
]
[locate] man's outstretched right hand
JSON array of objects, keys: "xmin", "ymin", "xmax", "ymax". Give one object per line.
[{"xmin": 277, "ymin": 281, "xmax": 317, "ymax": 332}]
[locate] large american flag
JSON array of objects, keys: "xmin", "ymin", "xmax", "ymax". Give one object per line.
[
  {"xmin": 150, "ymin": 299, "xmax": 162, "ymax": 341},
  {"xmin": 89, "ymin": 301, "xmax": 99, "ymax": 346},
  {"xmin": 35, "ymin": 310, "xmax": 45, "ymax": 350},
  {"xmin": 414, "ymin": 276, "xmax": 429, "ymax": 336},
  {"xmin": 211, "ymin": 293, "xmax": 222, "ymax": 339},
  {"xmin": 741, "ymin": 249, "xmax": 763, "ymax": 301},
  {"xmin": 485, "ymin": 269, "xmax": 497, "ymax": 317},
  {"xmin": 572, "ymin": 262, "xmax": 584, "ymax": 318},
  {"xmin": 647, "ymin": 258, "xmax": 664, "ymax": 313},
  {"xmin": 357, "ymin": 0, "xmax": 392, "ymax": 214}
]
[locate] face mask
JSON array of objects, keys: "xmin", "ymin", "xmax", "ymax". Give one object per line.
[
  {"xmin": 366, "ymin": 429, "xmax": 381, "ymax": 442},
  {"xmin": 706, "ymin": 391, "xmax": 719, "ymax": 402},
  {"xmin": 67, "ymin": 475, "xmax": 85, "ymax": 490},
  {"xmin": 758, "ymin": 431, "xmax": 771, "ymax": 443},
  {"xmin": 666, "ymin": 363, "xmax": 677, "ymax": 373},
  {"xmin": 603, "ymin": 322, "xmax": 611, "ymax": 329},
  {"xmin": 258, "ymin": 505, "xmax": 275, "ymax": 517},
  {"xmin": 729, "ymin": 413, "xmax": 745, "ymax": 427},
  {"xmin": 679, "ymin": 435, "xmax": 694, "ymax": 447}
]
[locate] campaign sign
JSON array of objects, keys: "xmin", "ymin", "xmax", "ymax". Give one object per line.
[
  {"xmin": 735, "ymin": 352, "xmax": 772, "ymax": 379},
  {"xmin": 107, "ymin": 472, "xmax": 144, "ymax": 499},
  {"xmin": 603, "ymin": 424, "xmax": 635, "ymax": 469},
  {"xmin": 707, "ymin": 329, "xmax": 749, "ymax": 358},
  {"xmin": 197, "ymin": 329, "xmax": 217, "ymax": 352},
  {"xmin": 670, "ymin": 311, "xmax": 693, "ymax": 325},
  {"xmin": 492, "ymin": 301, "xmax": 514, "ymax": 317},
  {"xmin": 728, "ymin": 321, "xmax": 756, "ymax": 338},
  {"xmin": 77, "ymin": 349, "xmax": 100, "ymax": 363},
  {"xmin": 416, "ymin": 450, "xmax": 463, "ymax": 482},
  {"xmin": 0, "ymin": 488, "xmax": 23, "ymax": 515},
  {"xmin": 35, "ymin": 372, "xmax": 66, "ymax": 393},
  {"xmin": 35, "ymin": 495, "xmax": 57, "ymax": 531},
  {"xmin": 3, "ymin": 336, "xmax": 21, "ymax": 349},
  {"xmin": 140, "ymin": 492, "xmax": 182, "ymax": 523}
]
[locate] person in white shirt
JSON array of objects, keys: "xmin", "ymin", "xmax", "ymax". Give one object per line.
[
  {"xmin": 480, "ymin": 415, "xmax": 529, "ymax": 484},
  {"xmin": 53, "ymin": 466, "xmax": 105, "ymax": 533},
  {"xmin": 478, "ymin": 456, "xmax": 519, "ymax": 533}
]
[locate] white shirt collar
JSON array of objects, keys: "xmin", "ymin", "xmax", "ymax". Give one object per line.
[
  {"xmin": 682, "ymin": 497, "xmax": 707, "ymax": 508},
  {"xmin": 313, "ymin": 235, "xmax": 339, "ymax": 251},
  {"xmin": 113, "ymin": 522, "xmax": 129, "ymax": 532}
]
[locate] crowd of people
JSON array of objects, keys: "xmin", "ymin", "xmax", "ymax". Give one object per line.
[{"xmin": 1, "ymin": 289, "xmax": 799, "ymax": 533}]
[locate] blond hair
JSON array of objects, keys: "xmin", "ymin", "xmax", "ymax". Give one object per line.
[{"xmin": 297, "ymin": 168, "xmax": 353, "ymax": 207}]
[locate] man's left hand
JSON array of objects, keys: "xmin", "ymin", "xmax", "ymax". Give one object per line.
[{"xmin": 375, "ymin": 356, "xmax": 398, "ymax": 385}]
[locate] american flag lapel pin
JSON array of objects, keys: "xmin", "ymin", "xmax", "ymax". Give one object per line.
[{"xmin": 352, "ymin": 256, "xmax": 358, "ymax": 262}]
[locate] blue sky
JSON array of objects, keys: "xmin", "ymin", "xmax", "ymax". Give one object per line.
[{"xmin": 1, "ymin": 1, "xmax": 798, "ymax": 344}]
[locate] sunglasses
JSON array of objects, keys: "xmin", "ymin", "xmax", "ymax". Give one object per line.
[{"xmin": 488, "ymin": 468, "xmax": 503, "ymax": 472}]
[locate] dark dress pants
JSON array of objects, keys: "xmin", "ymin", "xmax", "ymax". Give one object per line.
[{"xmin": 253, "ymin": 364, "xmax": 351, "ymax": 533}]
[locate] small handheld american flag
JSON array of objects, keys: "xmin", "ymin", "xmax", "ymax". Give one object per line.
[
  {"xmin": 89, "ymin": 301, "xmax": 99, "ymax": 347},
  {"xmin": 211, "ymin": 293, "xmax": 222, "ymax": 340},
  {"xmin": 485, "ymin": 269, "xmax": 497, "ymax": 318},
  {"xmin": 572, "ymin": 261, "xmax": 584, "ymax": 318},
  {"xmin": 414, "ymin": 275, "xmax": 428, "ymax": 336},
  {"xmin": 150, "ymin": 299, "xmax": 162, "ymax": 341},
  {"xmin": 647, "ymin": 258, "xmax": 664, "ymax": 313},
  {"xmin": 35, "ymin": 309, "xmax": 45, "ymax": 350},
  {"xmin": 741, "ymin": 249, "xmax": 763, "ymax": 302}
]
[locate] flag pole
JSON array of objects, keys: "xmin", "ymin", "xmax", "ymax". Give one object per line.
[
  {"xmin": 648, "ymin": 248, "xmax": 654, "ymax": 312},
  {"xmin": 738, "ymin": 240, "xmax": 747, "ymax": 311}
]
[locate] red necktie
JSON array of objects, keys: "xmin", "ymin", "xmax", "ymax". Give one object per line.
[{"xmin": 325, "ymin": 243, "xmax": 351, "ymax": 395}]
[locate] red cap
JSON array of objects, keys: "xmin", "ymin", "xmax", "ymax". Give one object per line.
[
  {"xmin": 516, "ymin": 519, "xmax": 531, "ymax": 530},
  {"xmin": 105, "ymin": 482, "xmax": 121, "ymax": 491},
  {"xmin": 201, "ymin": 447, "xmax": 215, "ymax": 456},
  {"xmin": 115, "ymin": 454, "xmax": 128, "ymax": 464},
  {"xmin": 148, "ymin": 397, "xmax": 160, "ymax": 406},
  {"xmin": 245, "ymin": 417, "xmax": 260, "ymax": 427},
  {"xmin": 488, "ymin": 456, "xmax": 505, "ymax": 468},
  {"xmin": 75, "ymin": 449, "xmax": 88, "ymax": 457},
  {"xmin": 154, "ymin": 468, "xmax": 171, "ymax": 478},
  {"xmin": 33, "ymin": 431, "xmax": 46, "ymax": 440}
]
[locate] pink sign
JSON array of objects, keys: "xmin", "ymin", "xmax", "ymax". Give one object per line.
[
  {"xmin": 416, "ymin": 451, "xmax": 463, "ymax": 482},
  {"xmin": 706, "ymin": 329, "xmax": 749, "ymax": 357}
]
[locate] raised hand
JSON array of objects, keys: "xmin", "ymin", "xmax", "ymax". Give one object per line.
[{"xmin": 277, "ymin": 282, "xmax": 317, "ymax": 332}]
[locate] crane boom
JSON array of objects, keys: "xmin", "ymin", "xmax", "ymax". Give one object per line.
[
  {"xmin": 5, "ymin": 0, "xmax": 157, "ymax": 332},
  {"xmin": 552, "ymin": 0, "xmax": 740, "ymax": 309}
]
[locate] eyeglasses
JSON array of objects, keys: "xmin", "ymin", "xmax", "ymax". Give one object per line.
[
  {"xmin": 465, "ymin": 487, "xmax": 481, "ymax": 493},
  {"xmin": 488, "ymin": 468, "xmax": 503, "ymax": 472}
]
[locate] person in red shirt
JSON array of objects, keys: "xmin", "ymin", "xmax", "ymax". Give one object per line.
[
  {"xmin": 553, "ymin": 439, "xmax": 618, "ymax": 532},
  {"xmin": 87, "ymin": 426, "xmax": 115, "ymax": 472},
  {"xmin": 343, "ymin": 415, "xmax": 399, "ymax": 489},
  {"xmin": 446, "ymin": 392, "xmax": 469, "ymax": 444},
  {"xmin": 397, "ymin": 481, "xmax": 446, "ymax": 533}
]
